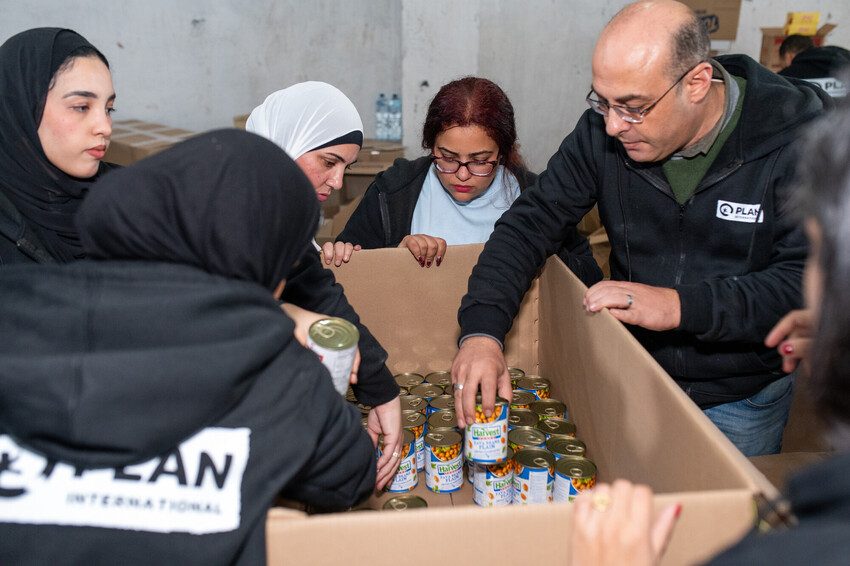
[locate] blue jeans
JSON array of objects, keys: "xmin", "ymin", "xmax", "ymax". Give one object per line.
[{"xmin": 703, "ymin": 374, "xmax": 794, "ymax": 457}]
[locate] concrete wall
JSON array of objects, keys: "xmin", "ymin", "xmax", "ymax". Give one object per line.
[{"xmin": 3, "ymin": 0, "xmax": 849, "ymax": 171}]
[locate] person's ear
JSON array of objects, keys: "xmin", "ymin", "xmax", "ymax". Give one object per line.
[{"xmin": 685, "ymin": 61, "xmax": 714, "ymax": 104}]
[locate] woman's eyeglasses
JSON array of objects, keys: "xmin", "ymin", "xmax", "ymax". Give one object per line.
[{"xmin": 431, "ymin": 154, "xmax": 500, "ymax": 177}]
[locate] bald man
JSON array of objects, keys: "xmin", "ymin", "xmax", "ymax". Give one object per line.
[{"xmin": 451, "ymin": 1, "xmax": 831, "ymax": 456}]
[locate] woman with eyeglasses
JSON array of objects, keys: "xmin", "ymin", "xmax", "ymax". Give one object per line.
[{"xmin": 332, "ymin": 77, "xmax": 602, "ymax": 285}]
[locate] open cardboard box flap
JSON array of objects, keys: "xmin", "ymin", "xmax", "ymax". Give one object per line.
[{"xmin": 266, "ymin": 245, "xmax": 778, "ymax": 565}]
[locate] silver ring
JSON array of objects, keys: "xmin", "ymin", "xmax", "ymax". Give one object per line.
[
  {"xmin": 626, "ymin": 294, "xmax": 634, "ymax": 309},
  {"xmin": 453, "ymin": 383, "xmax": 464, "ymax": 391},
  {"xmin": 391, "ymin": 451, "xmax": 400, "ymax": 459}
]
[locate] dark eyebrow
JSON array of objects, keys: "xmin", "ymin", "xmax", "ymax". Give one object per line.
[
  {"xmin": 325, "ymin": 152, "xmax": 348, "ymax": 164},
  {"xmin": 62, "ymin": 90, "xmax": 117, "ymax": 102},
  {"xmin": 590, "ymin": 86, "xmax": 646, "ymax": 106},
  {"xmin": 437, "ymin": 146, "xmax": 494, "ymax": 158}
]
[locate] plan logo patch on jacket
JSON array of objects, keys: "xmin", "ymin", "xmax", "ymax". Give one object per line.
[
  {"xmin": 0, "ymin": 427, "xmax": 250, "ymax": 534},
  {"xmin": 716, "ymin": 200, "xmax": 764, "ymax": 224}
]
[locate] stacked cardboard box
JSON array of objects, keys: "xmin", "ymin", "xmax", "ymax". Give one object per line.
[
  {"xmin": 105, "ymin": 120, "xmax": 195, "ymax": 166},
  {"xmin": 760, "ymin": 23, "xmax": 837, "ymax": 73},
  {"xmin": 265, "ymin": 245, "xmax": 782, "ymax": 565}
]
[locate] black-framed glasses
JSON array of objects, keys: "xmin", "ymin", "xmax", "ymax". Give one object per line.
[
  {"xmin": 585, "ymin": 62, "xmax": 703, "ymax": 124},
  {"xmin": 431, "ymin": 154, "xmax": 500, "ymax": 177}
]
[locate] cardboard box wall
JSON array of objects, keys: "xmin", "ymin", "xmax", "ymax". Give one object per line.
[
  {"xmin": 680, "ymin": 0, "xmax": 742, "ymax": 40},
  {"xmin": 265, "ymin": 245, "xmax": 778, "ymax": 566},
  {"xmin": 105, "ymin": 120, "xmax": 195, "ymax": 166},
  {"xmin": 759, "ymin": 24, "xmax": 836, "ymax": 73}
]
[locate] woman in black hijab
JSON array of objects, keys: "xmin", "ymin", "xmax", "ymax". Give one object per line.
[
  {"xmin": 0, "ymin": 27, "xmax": 115, "ymax": 264},
  {"xmin": 0, "ymin": 129, "xmax": 375, "ymax": 565}
]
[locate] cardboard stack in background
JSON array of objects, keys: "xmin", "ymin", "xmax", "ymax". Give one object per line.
[
  {"xmin": 681, "ymin": 0, "xmax": 742, "ymax": 55},
  {"xmin": 759, "ymin": 9, "xmax": 837, "ymax": 73},
  {"xmin": 265, "ymin": 245, "xmax": 785, "ymax": 566},
  {"xmin": 104, "ymin": 120, "xmax": 195, "ymax": 166}
]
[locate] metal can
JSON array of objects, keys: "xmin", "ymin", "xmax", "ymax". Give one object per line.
[
  {"xmin": 345, "ymin": 387, "xmax": 358, "ymax": 404},
  {"xmin": 355, "ymin": 403, "xmax": 372, "ymax": 415},
  {"xmin": 400, "ymin": 394, "xmax": 427, "ymax": 414},
  {"xmin": 508, "ymin": 427, "xmax": 547, "ymax": 453},
  {"xmin": 427, "ymin": 409, "xmax": 458, "ymax": 432},
  {"xmin": 508, "ymin": 367, "xmax": 526, "ymax": 389},
  {"xmin": 402, "ymin": 410, "xmax": 427, "ymax": 471},
  {"xmin": 508, "ymin": 408, "xmax": 539, "ymax": 430},
  {"xmin": 516, "ymin": 376, "xmax": 551, "ymax": 400},
  {"xmin": 546, "ymin": 436, "xmax": 586, "ymax": 460},
  {"xmin": 360, "ymin": 415, "xmax": 369, "ymax": 430},
  {"xmin": 425, "ymin": 370, "xmax": 452, "ymax": 389},
  {"xmin": 510, "ymin": 390, "xmax": 538, "ymax": 410},
  {"xmin": 425, "ymin": 430, "xmax": 464, "ymax": 493},
  {"xmin": 394, "ymin": 372, "xmax": 424, "ymax": 389},
  {"xmin": 409, "ymin": 383, "xmax": 444, "ymax": 402},
  {"xmin": 383, "ymin": 430, "xmax": 418, "ymax": 493},
  {"xmin": 513, "ymin": 448, "xmax": 555, "ymax": 504},
  {"xmin": 531, "ymin": 399, "xmax": 567, "ymax": 421},
  {"xmin": 306, "ymin": 317, "xmax": 359, "ymax": 395},
  {"xmin": 399, "ymin": 386, "xmax": 409, "ymax": 396},
  {"xmin": 382, "ymin": 494, "xmax": 428, "ymax": 510},
  {"xmin": 536, "ymin": 417, "xmax": 576, "ymax": 439},
  {"xmin": 473, "ymin": 447, "xmax": 515, "ymax": 507},
  {"xmin": 427, "ymin": 394, "xmax": 455, "ymax": 416},
  {"xmin": 553, "ymin": 456, "xmax": 597, "ymax": 502},
  {"xmin": 465, "ymin": 395, "xmax": 509, "ymax": 464}
]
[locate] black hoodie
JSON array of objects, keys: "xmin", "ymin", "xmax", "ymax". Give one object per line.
[{"xmin": 459, "ymin": 55, "xmax": 831, "ymax": 408}]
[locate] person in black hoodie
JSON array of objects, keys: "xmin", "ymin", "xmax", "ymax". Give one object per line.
[
  {"xmin": 0, "ymin": 28, "xmax": 116, "ymax": 265},
  {"xmin": 780, "ymin": 44, "xmax": 850, "ymax": 98},
  {"xmin": 452, "ymin": 0, "xmax": 831, "ymax": 456},
  {"xmin": 333, "ymin": 77, "xmax": 603, "ymax": 286},
  {"xmin": 569, "ymin": 97, "xmax": 850, "ymax": 566},
  {"xmin": 0, "ymin": 129, "xmax": 375, "ymax": 565}
]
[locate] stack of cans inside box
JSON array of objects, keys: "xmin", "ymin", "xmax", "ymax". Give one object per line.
[{"xmin": 345, "ymin": 367, "xmax": 597, "ymax": 510}]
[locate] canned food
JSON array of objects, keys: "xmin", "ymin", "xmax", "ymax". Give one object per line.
[
  {"xmin": 516, "ymin": 376, "xmax": 551, "ymax": 400},
  {"xmin": 427, "ymin": 394, "xmax": 455, "ymax": 416},
  {"xmin": 508, "ymin": 408, "xmax": 539, "ymax": 430},
  {"xmin": 427, "ymin": 409, "xmax": 458, "ymax": 432},
  {"xmin": 383, "ymin": 430, "xmax": 418, "ymax": 493},
  {"xmin": 402, "ymin": 411, "xmax": 427, "ymax": 471},
  {"xmin": 508, "ymin": 427, "xmax": 547, "ymax": 453},
  {"xmin": 510, "ymin": 390, "xmax": 537, "ymax": 410},
  {"xmin": 513, "ymin": 448, "xmax": 555, "ymax": 504},
  {"xmin": 361, "ymin": 415, "xmax": 369, "ymax": 429},
  {"xmin": 531, "ymin": 399, "xmax": 567, "ymax": 421},
  {"xmin": 409, "ymin": 383, "xmax": 444, "ymax": 402},
  {"xmin": 345, "ymin": 387, "xmax": 358, "ymax": 404},
  {"xmin": 465, "ymin": 395, "xmax": 509, "ymax": 464},
  {"xmin": 546, "ymin": 436, "xmax": 586, "ymax": 459},
  {"xmin": 425, "ymin": 430, "xmax": 464, "ymax": 493},
  {"xmin": 425, "ymin": 371, "xmax": 452, "ymax": 389},
  {"xmin": 355, "ymin": 403, "xmax": 372, "ymax": 415},
  {"xmin": 307, "ymin": 317, "xmax": 359, "ymax": 395},
  {"xmin": 399, "ymin": 386, "xmax": 409, "ymax": 396},
  {"xmin": 400, "ymin": 394, "xmax": 427, "ymax": 414},
  {"xmin": 382, "ymin": 495, "xmax": 428, "ymax": 510},
  {"xmin": 536, "ymin": 417, "xmax": 576, "ymax": 439},
  {"xmin": 394, "ymin": 372, "xmax": 424, "ymax": 389},
  {"xmin": 473, "ymin": 447, "xmax": 515, "ymax": 507},
  {"xmin": 553, "ymin": 456, "xmax": 597, "ymax": 502},
  {"xmin": 508, "ymin": 367, "xmax": 525, "ymax": 389}
]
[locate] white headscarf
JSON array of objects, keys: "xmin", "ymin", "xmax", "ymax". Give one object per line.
[{"xmin": 246, "ymin": 81, "xmax": 364, "ymax": 159}]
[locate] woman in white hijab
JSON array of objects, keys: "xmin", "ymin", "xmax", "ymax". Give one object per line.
[{"xmin": 248, "ymin": 82, "xmax": 402, "ymax": 490}]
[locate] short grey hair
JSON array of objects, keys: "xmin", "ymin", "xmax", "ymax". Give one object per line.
[{"xmin": 670, "ymin": 12, "xmax": 710, "ymax": 79}]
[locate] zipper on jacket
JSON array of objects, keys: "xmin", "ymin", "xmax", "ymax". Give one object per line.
[{"xmin": 378, "ymin": 191, "xmax": 392, "ymax": 247}]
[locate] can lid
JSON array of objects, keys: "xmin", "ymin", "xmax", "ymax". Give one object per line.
[
  {"xmin": 517, "ymin": 376, "xmax": 551, "ymax": 391},
  {"xmin": 555, "ymin": 455, "xmax": 597, "ymax": 478},
  {"xmin": 402, "ymin": 410, "xmax": 426, "ymax": 428},
  {"xmin": 508, "ymin": 427, "xmax": 547, "ymax": 447},
  {"xmin": 545, "ymin": 436, "xmax": 586, "ymax": 456},
  {"xmin": 425, "ymin": 429, "xmax": 462, "ymax": 447},
  {"xmin": 473, "ymin": 394, "xmax": 509, "ymax": 406},
  {"xmin": 514, "ymin": 447, "xmax": 555, "ymax": 469},
  {"xmin": 508, "ymin": 408, "xmax": 539, "ymax": 427},
  {"xmin": 536, "ymin": 417, "xmax": 576, "ymax": 437},
  {"xmin": 308, "ymin": 317, "xmax": 359, "ymax": 349},
  {"xmin": 400, "ymin": 394, "xmax": 426, "ymax": 411},
  {"xmin": 507, "ymin": 367, "xmax": 526, "ymax": 379},
  {"xmin": 382, "ymin": 495, "xmax": 428, "ymax": 510},
  {"xmin": 410, "ymin": 383, "xmax": 444, "ymax": 399},
  {"xmin": 394, "ymin": 372, "xmax": 424, "ymax": 388},
  {"xmin": 531, "ymin": 399, "xmax": 567, "ymax": 416},
  {"xmin": 424, "ymin": 371, "xmax": 452, "ymax": 387},
  {"xmin": 427, "ymin": 409, "xmax": 457, "ymax": 428},
  {"xmin": 510, "ymin": 390, "xmax": 537, "ymax": 406},
  {"xmin": 429, "ymin": 394, "xmax": 455, "ymax": 411}
]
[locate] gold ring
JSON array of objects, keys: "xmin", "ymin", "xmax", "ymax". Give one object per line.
[{"xmin": 591, "ymin": 492, "xmax": 611, "ymax": 512}]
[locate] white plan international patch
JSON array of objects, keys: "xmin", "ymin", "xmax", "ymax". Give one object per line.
[
  {"xmin": 0, "ymin": 427, "xmax": 250, "ymax": 534},
  {"xmin": 716, "ymin": 200, "xmax": 764, "ymax": 224}
]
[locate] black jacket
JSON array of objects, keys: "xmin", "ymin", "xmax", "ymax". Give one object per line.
[
  {"xmin": 709, "ymin": 452, "xmax": 850, "ymax": 565},
  {"xmin": 0, "ymin": 188, "xmax": 55, "ymax": 264},
  {"xmin": 337, "ymin": 156, "xmax": 603, "ymax": 287},
  {"xmin": 459, "ymin": 55, "xmax": 830, "ymax": 408},
  {"xmin": 780, "ymin": 46, "xmax": 850, "ymax": 79},
  {"xmin": 0, "ymin": 261, "xmax": 375, "ymax": 565}
]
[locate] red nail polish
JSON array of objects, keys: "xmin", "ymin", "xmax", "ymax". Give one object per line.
[
  {"xmin": 436, "ymin": 256, "xmax": 442, "ymax": 266},
  {"xmin": 426, "ymin": 260, "xmax": 432, "ymax": 267},
  {"xmin": 674, "ymin": 504, "xmax": 682, "ymax": 519},
  {"xmin": 418, "ymin": 257, "xmax": 425, "ymax": 267},
  {"xmin": 782, "ymin": 343, "xmax": 794, "ymax": 355}
]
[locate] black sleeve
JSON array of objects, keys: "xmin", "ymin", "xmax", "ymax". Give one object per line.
[
  {"xmin": 336, "ymin": 182, "xmax": 386, "ymax": 249},
  {"xmin": 458, "ymin": 113, "xmax": 601, "ymax": 343},
  {"xmin": 555, "ymin": 229, "xmax": 604, "ymax": 287},
  {"xmin": 282, "ymin": 250, "xmax": 399, "ymax": 406}
]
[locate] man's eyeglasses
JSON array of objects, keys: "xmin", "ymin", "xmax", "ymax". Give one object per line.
[
  {"xmin": 585, "ymin": 63, "xmax": 702, "ymax": 124},
  {"xmin": 431, "ymin": 154, "xmax": 500, "ymax": 177}
]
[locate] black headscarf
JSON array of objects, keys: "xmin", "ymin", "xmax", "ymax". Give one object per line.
[
  {"xmin": 0, "ymin": 27, "xmax": 111, "ymax": 261},
  {"xmin": 78, "ymin": 129, "xmax": 319, "ymax": 291}
]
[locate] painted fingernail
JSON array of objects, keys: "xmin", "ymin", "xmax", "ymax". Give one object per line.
[
  {"xmin": 436, "ymin": 256, "xmax": 442, "ymax": 266},
  {"xmin": 426, "ymin": 260, "xmax": 432, "ymax": 267},
  {"xmin": 674, "ymin": 503, "xmax": 683, "ymax": 519},
  {"xmin": 782, "ymin": 343, "xmax": 794, "ymax": 355},
  {"xmin": 418, "ymin": 257, "xmax": 425, "ymax": 267}
]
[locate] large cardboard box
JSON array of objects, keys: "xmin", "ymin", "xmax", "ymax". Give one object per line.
[
  {"xmin": 105, "ymin": 120, "xmax": 195, "ymax": 166},
  {"xmin": 759, "ymin": 24, "xmax": 836, "ymax": 73},
  {"xmin": 265, "ymin": 245, "xmax": 779, "ymax": 565},
  {"xmin": 681, "ymin": 0, "xmax": 742, "ymax": 40},
  {"xmin": 342, "ymin": 162, "xmax": 387, "ymax": 203},
  {"xmin": 359, "ymin": 139, "xmax": 405, "ymax": 163}
]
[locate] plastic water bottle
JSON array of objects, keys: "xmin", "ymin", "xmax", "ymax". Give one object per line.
[
  {"xmin": 375, "ymin": 93, "xmax": 389, "ymax": 140},
  {"xmin": 388, "ymin": 94, "xmax": 402, "ymax": 141}
]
